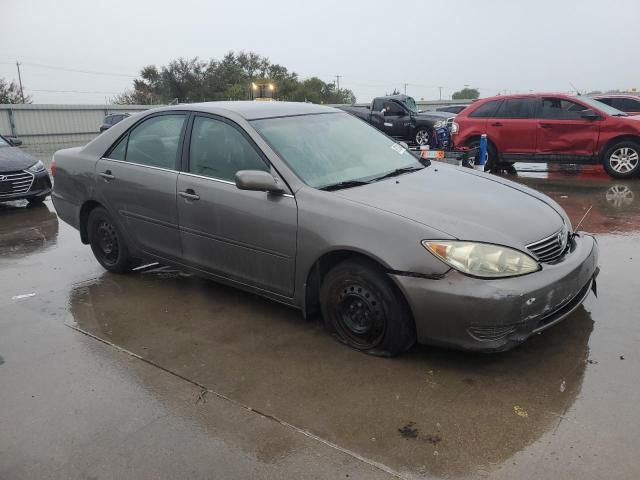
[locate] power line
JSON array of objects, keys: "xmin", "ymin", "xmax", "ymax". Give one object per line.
[
  {"xmin": 20, "ymin": 62, "xmax": 137, "ymax": 78},
  {"xmin": 27, "ymin": 88, "xmax": 122, "ymax": 95}
]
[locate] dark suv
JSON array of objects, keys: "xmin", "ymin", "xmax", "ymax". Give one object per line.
[
  {"xmin": 452, "ymin": 93, "xmax": 640, "ymax": 178},
  {"xmin": 593, "ymin": 95, "xmax": 640, "ymax": 116},
  {"xmin": 99, "ymin": 113, "xmax": 130, "ymax": 133}
]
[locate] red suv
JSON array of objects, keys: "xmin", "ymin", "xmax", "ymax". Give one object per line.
[{"xmin": 452, "ymin": 93, "xmax": 640, "ymax": 178}]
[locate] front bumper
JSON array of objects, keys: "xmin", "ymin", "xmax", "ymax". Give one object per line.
[
  {"xmin": 0, "ymin": 170, "xmax": 52, "ymax": 202},
  {"xmin": 391, "ymin": 233, "xmax": 599, "ymax": 352}
]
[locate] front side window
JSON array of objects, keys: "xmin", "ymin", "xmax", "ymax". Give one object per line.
[
  {"xmin": 383, "ymin": 101, "xmax": 404, "ymax": 115},
  {"xmin": 189, "ymin": 116, "xmax": 268, "ymax": 181},
  {"xmin": 125, "ymin": 114, "xmax": 185, "ymax": 169},
  {"xmin": 494, "ymin": 98, "xmax": 537, "ymax": 118},
  {"xmin": 469, "ymin": 100, "xmax": 502, "ymax": 118},
  {"xmin": 108, "ymin": 135, "xmax": 127, "ymax": 160},
  {"xmin": 0, "ymin": 136, "xmax": 9, "ymax": 147},
  {"xmin": 253, "ymin": 112, "xmax": 422, "ymax": 189},
  {"xmin": 540, "ymin": 98, "xmax": 587, "ymax": 120}
]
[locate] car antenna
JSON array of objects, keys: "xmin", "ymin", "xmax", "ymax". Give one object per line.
[
  {"xmin": 574, "ymin": 205, "xmax": 593, "ymax": 232},
  {"xmin": 570, "ymin": 82, "xmax": 581, "ymax": 96}
]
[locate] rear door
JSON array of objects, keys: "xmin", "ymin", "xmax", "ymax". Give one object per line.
[
  {"xmin": 486, "ymin": 98, "xmax": 538, "ymax": 156},
  {"xmin": 370, "ymin": 98, "xmax": 386, "ymax": 131},
  {"xmin": 95, "ymin": 113, "xmax": 186, "ymax": 261},
  {"xmin": 536, "ymin": 97, "xmax": 600, "ymax": 158},
  {"xmin": 176, "ymin": 114, "xmax": 297, "ymax": 296}
]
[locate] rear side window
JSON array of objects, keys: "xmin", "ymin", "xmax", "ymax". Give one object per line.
[
  {"xmin": 494, "ymin": 98, "xmax": 537, "ymax": 118},
  {"xmin": 469, "ymin": 100, "xmax": 502, "ymax": 118},
  {"xmin": 612, "ymin": 97, "xmax": 640, "ymax": 112},
  {"xmin": 189, "ymin": 116, "xmax": 269, "ymax": 181},
  {"xmin": 540, "ymin": 98, "xmax": 586, "ymax": 120},
  {"xmin": 125, "ymin": 114, "xmax": 186, "ymax": 169}
]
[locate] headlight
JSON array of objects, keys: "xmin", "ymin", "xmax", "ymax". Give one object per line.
[
  {"xmin": 422, "ymin": 240, "xmax": 540, "ymax": 278},
  {"xmin": 433, "ymin": 120, "xmax": 447, "ymax": 128},
  {"xmin": 27, "ymin": 160, "xmax": 45, "ymax": 173}
]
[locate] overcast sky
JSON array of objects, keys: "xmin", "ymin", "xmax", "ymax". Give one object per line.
[{"xmin": 1, "ymin": 0, "xmax": 639, "ymax": 104}]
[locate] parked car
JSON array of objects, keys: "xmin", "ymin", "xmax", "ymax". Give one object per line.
[
  {"xmin": 339, "ymin": 95, "xmax": 453, "ymax": 146},
  {"xmin": 52, "ymin": 102, "xmax": 599, "ymax": 356},
  {"xmin": 452, "ymin": 93, "xmax": 640, "ymax": 178},
  {"xmin": 99, "ymin": 112, "xmax": 130, "ymax": 133},
  {"xmin": 592, "ymin": 95, "xmax": 640, "ymax": 116},
  {"xmin": 436, "ymin": 105, "xmax": 468, "ymax": 114},
  {"xmin": 0, "ymin": 134, "xmax": 52, "ymax": 204}
]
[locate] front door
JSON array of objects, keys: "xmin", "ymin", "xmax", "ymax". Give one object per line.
[
  {"xmin": 95, "ymin": 113, "xmax": 186, "ymax": 261},
  {"xmin": 536, "ymin": 97, "xmax": 600, "ymax": 158},
  {"xmin": 176, "ymin": 115, "xmax": 297, "ymax": 296}
]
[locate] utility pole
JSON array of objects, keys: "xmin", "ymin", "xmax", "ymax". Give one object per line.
[
  {"xmin": 16, "ymin": 61, "xmax": 25, "ymax": 104},
  {"xmin": 335, "ymin": 75, "xmax": 342, "ymax": 90},
  {"xmin": 438, "ymin": 86, "xmax": 443, "ymax": 100},
  {"xmin": 403, "ymin": 83, "xmax": 408, "ymax": 95}
]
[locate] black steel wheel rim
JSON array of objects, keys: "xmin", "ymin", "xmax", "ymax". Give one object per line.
[
  {"xmin": 96, "ymin": 219, "xmax": 119, "ymax": 265},
  {"xmin": 333, "ymin": 282, "xmax": 386, "ymax": 349}
]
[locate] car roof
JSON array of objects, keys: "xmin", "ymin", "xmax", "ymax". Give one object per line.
[
  {"xmin": 593, "ymin": 94, "xmax": 640, "ymax": 99},
  {"xmin": 154, "ymin": 101, "xmax": 340, "ymax": 120}
]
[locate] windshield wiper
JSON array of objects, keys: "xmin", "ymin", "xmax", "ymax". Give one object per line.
[
  {"xmin": 370, "ymin": 165, "xmax": 424, "ymax": 182},
  {"xmin": 319, "ymin": 179, "xmax": 370, "ymax": 191}
]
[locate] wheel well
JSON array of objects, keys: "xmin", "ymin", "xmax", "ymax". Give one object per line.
[
  {"xmin": 79, "ymin": 200, "xmax": 101, "ymax": 244},
  {"xmin": 599, "ymin": 135, "xmax": 640, "ymax": 161},
  {"xmin": 303, "ymin": 250, "xmax": 394, "ymax": 319},
  {"xmin": 465, "ymin": 135, "xmax": 497, "ymax": 152}
]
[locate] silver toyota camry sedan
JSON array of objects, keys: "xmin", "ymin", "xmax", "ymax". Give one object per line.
[{"xmin": 52, "ymin": 102, "xmax": 599, "ymax": 356}]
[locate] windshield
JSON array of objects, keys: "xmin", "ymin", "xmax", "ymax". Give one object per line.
[
  {"xmin": 252, "ymin": 112, "xmax": 422, "ymax": 189},
  {"xmin": 578, "ymin": 96, "xmax": 627, "ymax": 116},
  {"xmin": 0, "ymin": 136, "xmax": 9, "ymax": 147},
  {"xmin": 404, "ymin": 96, "xmax": 418, "ymax": 113}
]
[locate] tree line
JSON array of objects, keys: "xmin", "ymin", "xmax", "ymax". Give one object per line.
[{"xmin": 113, "ymin": 51, "xmax": 356, "ymax": 105}]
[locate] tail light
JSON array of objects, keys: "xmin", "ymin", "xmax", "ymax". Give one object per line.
[
  {"xmin": 50, "ymin": 157, "xmax": 57, "ymax": 177},
  {"xmin": 450, "ymin": 121, "xmax": 459, "ymax": 135}
]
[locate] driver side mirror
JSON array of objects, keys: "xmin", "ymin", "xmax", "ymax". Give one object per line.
[
  {"xmin": 8, "ymin": 137, "xmax": 22, "ymax": 146},
  {"xmin": 235, "ymin": 170, "xmax": 284, "ymax": 194},
  {"xmin": 580, "ymin": 109, "xmax": 600, "ymax": 120}
]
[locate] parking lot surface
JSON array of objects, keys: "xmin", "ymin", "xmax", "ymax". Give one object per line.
[{"xmin": 1, "ymin": 166, "xmax": 639, "ymax": 479}]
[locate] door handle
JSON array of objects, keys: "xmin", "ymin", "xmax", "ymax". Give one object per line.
[
  {"xmin": 99, "ymin": 170, "xmax": 114, "ymax": 180},
  {"xmin": 491, "ymin": 122, "xmax": 503, "ymax": 127},
  {"xmin": 179, "ymin": 189, "xmax": 200, "ymax": 201},
  {"xmin": 540, "ymin": 123, "xmax": 552, "ymax": 128}
]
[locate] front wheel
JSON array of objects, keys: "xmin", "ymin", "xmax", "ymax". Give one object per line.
[
  {"xmin": 319, "ymin": 259, "xmax": 416, "ymax": 357},
  {"xmin": 87, "ymin": 206, "xmax": 133, "ymax": 273},
  {"xmin": 602, "ymin": 141, "xmax": 640, "ymax": 178},
  {"xmin": 414, "ymin": 128, "xmax": 431, "ymax": 147}
]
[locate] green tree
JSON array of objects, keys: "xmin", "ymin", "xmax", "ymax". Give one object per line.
[
  {"xmin": 452, "ymin": 87, "xmax": 480, "ymax": 100},
  {"xmin": 0, "ymin": 78, "xmax": 32, "ymax": 104},
  {"xmin": 114, "ymin": 51, "xmax": 356, "ymax": 105}
]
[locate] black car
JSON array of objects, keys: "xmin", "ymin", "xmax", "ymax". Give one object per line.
[
  {"xmin": 339, "ymin": 95, "xmax": 453, "ymax": 146},
  {"xmin": 0, "ymin": 135, "xmax": 52, "ymax": 204},
  {"xmin": 436, "ymin": 105, "xmax": 468, "ymax": 114},
  {"xmin": 99, "ymin": 113, "xmax": 130, "ymax": 133}
]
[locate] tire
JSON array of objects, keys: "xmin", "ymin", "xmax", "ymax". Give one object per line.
[
  {"xmin": 414, "ymin": 128, "xmax": 431, "ymax": 147},
  {"xmin": 602, "ymin": 141, "xmax": 640, "ymax": 179},
  {"xmin": 87, "ymin": 206, "xmax": 133, "ymax": 273},
  {"xmin": 463, "ymin": 139, "xmax": 498, "ymax": 170},
  {"xmin": 319, "ymin": 258, "xmax": 416, "ymax": 357}
]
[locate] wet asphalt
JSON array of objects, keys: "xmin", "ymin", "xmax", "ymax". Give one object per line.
[{"xmin": 0, "ymin": 165, "xmax": 639, "ymax": 479}]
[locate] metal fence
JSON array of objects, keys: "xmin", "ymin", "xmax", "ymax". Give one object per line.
[
  {"xmin": 0, "ymin": 104, "xmax": 152, "ymax": 164},
  {"xmin": 0, "ymin": 99, "xmax": 473, "ymax": 165}
]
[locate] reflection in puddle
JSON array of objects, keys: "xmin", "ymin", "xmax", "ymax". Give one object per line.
[
  {"xmin": 0, "ymin": 202, "xmax": 59, "ymax": 258},
  {"xmin": 67, "ymin": 267, "xmax": 594, "ymax": 477}
]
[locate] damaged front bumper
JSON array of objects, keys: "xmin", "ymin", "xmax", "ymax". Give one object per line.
[{"xmin": 391, "ymin": 233, "xmax": 599, "ymax": 352}]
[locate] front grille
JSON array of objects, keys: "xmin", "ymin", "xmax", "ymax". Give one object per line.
[
  {"xmin": 526, "ymin": 227, "xmax": 569, "ymax": 263},
  {"xmin": 0, "ymin": 170, "xmax": 35, "ymax": 198}
]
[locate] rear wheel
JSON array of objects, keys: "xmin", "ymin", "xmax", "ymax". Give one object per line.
[
  {"xmin": 87, "ymin": 207, "xmax": 133, "ymax": 273},
  {"xmin": 602, "ymin": 141, "xmax": 640, "ymax": 178},
  {"xmin": 463, "ymin": 139, "xmax": 498, "ymax": 170},
  {"xmin": 319, "ymin": 258, "xmax": 416, "ymax": 357}
]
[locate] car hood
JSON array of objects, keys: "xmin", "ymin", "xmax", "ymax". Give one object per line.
[
  {"xmin": 333, "ymin": 164, "xmax": 565, "ymax": 249},
  {"xmin": 415, "ymin": 111, "xmax": 455, "ymax": 120},
  {"xmin": 0, "ymin": 146, "xmax": 39, "ymax": 172}
]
